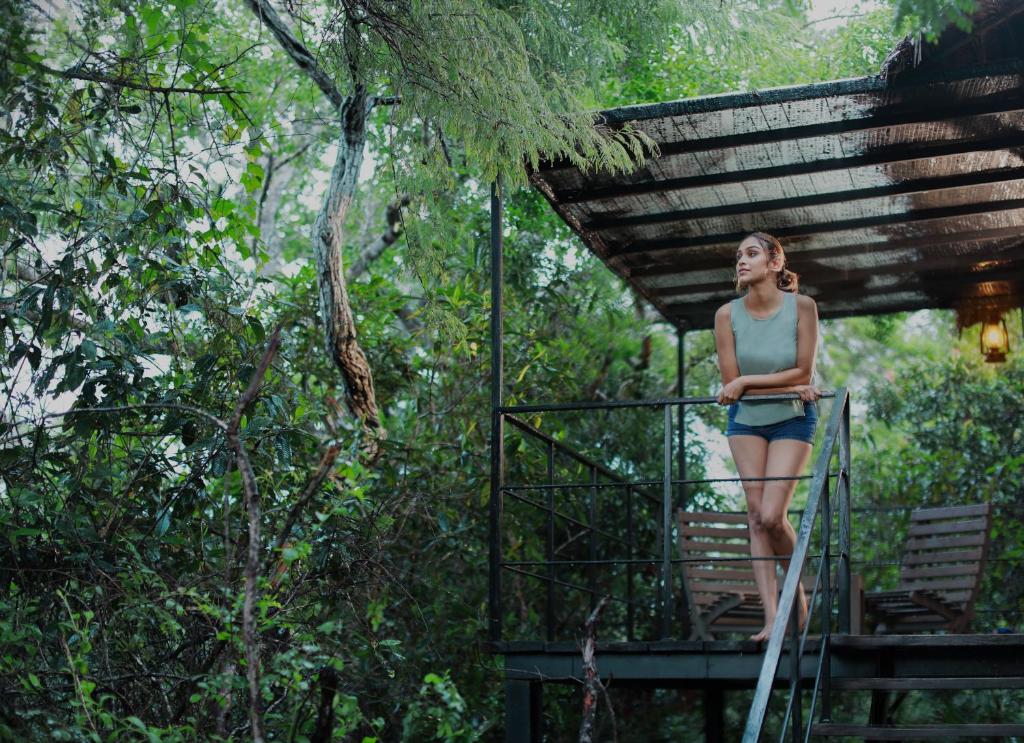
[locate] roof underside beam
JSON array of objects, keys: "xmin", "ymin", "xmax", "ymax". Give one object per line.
[
  {"xmin": 529, "ymin": 57, "xmax": 1024, "ymax": 329},
  {"xmin": 610, "ymin": 199, "xmax": 1024, "ymax": 257},
  {"xmin": 586, "ymin": 167, "xmax": 1024, "ymax": 229},
  {"xmin": 627, "ymin": 225, "xmax": 1024, "ymax": 277}
]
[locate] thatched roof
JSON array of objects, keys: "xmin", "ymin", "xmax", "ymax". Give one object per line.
[{"xmin": 529, "ymin": 1, "xmax": 1024, "ymax": 329}]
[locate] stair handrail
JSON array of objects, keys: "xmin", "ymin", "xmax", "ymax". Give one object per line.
[{"xmin": 742, "ymin": 387, "xmax": 852, "ymax": 742}]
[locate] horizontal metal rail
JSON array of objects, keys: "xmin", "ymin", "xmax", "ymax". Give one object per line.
[
  {"xmin": 493, "ymin": 390, "xmax": 842, "ymax": 646},
  {"xmin": 502, "ymin": 473, "xmax": 820, "ymax": 490},
  {"xmin": 503, "ymin": 565, "xmax": 636, "ymax": 605},
  {"xmin": 500, "ymin": 391, "xmax": 835, "ymax": 414},
  {"xmin": 505, "ymin": 414, "xmax": 644, "ymax": 485},
  {"xmin": 503, "ymin": 490, "xmax": 640, "ymax": 552},
  {"xmin": 504, "ymin": 555, "xmax": 823, "ymax": 566}
]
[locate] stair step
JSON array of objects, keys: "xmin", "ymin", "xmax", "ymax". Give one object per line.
[
  {"xmin": 833, "ymin": 676, "xmax": 1024, "ymax": 690},
  {"xmin": 831, "ymin": 634, "xmax": 1024, "ymax": 650},
  {"xmin": 812, "ymin": 723, "xmax": 1024, "ymax": 739}
]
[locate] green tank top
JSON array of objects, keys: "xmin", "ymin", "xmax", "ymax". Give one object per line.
[{"xmin": 730, "ymin": 291, "xmax": 805, "ymax": 426}]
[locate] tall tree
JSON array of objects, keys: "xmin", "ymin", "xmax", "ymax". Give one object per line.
[{"xmin": 241, "ymin": 0, "xmax": 704, "ymax": 459}]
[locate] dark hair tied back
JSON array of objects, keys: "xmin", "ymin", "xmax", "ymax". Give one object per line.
[{"xmin": 745, "ymin": 231, "xmax": 799, "ymax": 293}]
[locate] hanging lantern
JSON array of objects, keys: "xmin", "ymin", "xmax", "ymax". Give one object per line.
[
  {"xmin": 980, "ymin": 316, "xmax": 1010, "ymax": 363},
  {"xmin": 955, "ymin": 297, "xmax": 1014, "ymax": 364}
]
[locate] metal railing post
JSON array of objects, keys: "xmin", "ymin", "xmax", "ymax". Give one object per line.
[
  {"xmin": 660, "ymin": 403, "xmax": 673, "ymax": 639},
  {"xmin": 488, "ymin": 175, "xmax": 504, "ymax": 643},
  {"xmin": 677, "ymin": 328, "xmax": 692, "ymax": 638},
  {"xmin": 589, "ymin": 465, "xmax": 599, "ymax": 613},
  {"xmin": 626, "ymin": 485, "xmax": 635, "ymax": 641},
  {"xmin": 838, "ymin": 394, "xmax": 852, "ymax": 634},
  {"xmin": 821, "ymin": 460, "xmax": 833, "ymax": 722},
  {"xmin": 790, "ymin": 598, "xmax": 802, "ymax": 743},
  {"xmin": 546, "ymin": 440, "xmax": 555, "ymax": 641}
]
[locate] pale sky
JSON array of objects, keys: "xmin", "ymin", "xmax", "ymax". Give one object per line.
[{"xmin": 807, "ymin": 0, "xmax": 884, "ymax": 30}]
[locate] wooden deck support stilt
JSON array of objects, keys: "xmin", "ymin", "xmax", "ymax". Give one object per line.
[
  {"xmin": 504, "ymin": 680, "xmax": 542, "ymax": 743},
  {"xmin": 704, "ymin": 688, "xmax": 724, "ymax": 743}
]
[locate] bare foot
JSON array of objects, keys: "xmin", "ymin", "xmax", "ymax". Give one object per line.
[{"xmin": 751, "ymin": 603, "xmax": 807, "ymax": 642}]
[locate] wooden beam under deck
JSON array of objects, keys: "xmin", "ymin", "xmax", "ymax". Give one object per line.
[{"xmin": 496, "ymin": 634, "xmax": 1024, "ymax": 688}]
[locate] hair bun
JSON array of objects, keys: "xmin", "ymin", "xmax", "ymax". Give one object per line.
[{"xmin": 778, "ymin": 268, "xmax": 799, "ymax": 293}]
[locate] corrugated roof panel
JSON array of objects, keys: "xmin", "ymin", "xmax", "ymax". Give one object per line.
[{"xmin": 530, "ymin": 5, "xmax": 1024, "ymax": 328}]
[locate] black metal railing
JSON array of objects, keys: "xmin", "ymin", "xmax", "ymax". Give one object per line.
[
  {"xmin": 488, "ymin": 390, "xmax": 846, "ymax": 648},
  {"xmin": 742, "ymin": 387, "xmax": 851, "ymax": 743}
]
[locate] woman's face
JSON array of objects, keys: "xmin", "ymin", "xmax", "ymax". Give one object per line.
[{"xmin": 735, "ymin": 237, "xmax": 781, "ymax": 288}]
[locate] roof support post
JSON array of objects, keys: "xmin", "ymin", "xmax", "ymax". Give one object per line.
[
  {"xmin": 490, "ymin": 175, "xmax": 505, "ymax": 643},
  {"xmin": 677, "ymin": 326, "xmax": 688, "ymax": 507},
  {"xmin": 677, "ymin": 325, "xmax": 694, "ymax": 639}
]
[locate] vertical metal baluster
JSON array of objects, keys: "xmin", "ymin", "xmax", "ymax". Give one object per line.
[
  {"xmin": 488, "ymin": 175, "xmax": 504, "ymax": 643},
  {"xmin": 589, "ymin": 465, "xmax": 598, "ymax": 613},
  {"xmin": 660, "ymin": 403, "xmax": 673, "ymax": 639},
  {"xmin": 790, "ymin": 595, "xmax": 802, "ymax": 743},
  {"xmin": 838, "ymin": 392, "xmax": 851, "ymax": 634},
  {"xmin": 821, "ymin": 461, "xmax": 833, "ymax": 722},
  {"xmin": 546, "ymin": 440, "xmax": 555, "ymax": 642},
  {"xmin": 677, "ymin": 331, "xmax": 691, "ymax": 639},
  {"xmin": 626, "ymin": 485, "xmax": 635, "ymax": 641},
  {"xmin": 677, "ymin": 328, "xmax": 687, "ymax": 509}
]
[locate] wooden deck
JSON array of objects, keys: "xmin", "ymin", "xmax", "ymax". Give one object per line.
[{"xmin": 496, "ymin": 633, "xmax": 1024, "ymax": 687}]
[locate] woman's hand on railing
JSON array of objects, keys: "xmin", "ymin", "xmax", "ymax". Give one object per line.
[
  {"xmin": 717, "ymin": 377, "xmax": 746, "ymax": 404},
  {"xmin": 793, "ymin": 384, "xmax": 823, "ymax": 402}
]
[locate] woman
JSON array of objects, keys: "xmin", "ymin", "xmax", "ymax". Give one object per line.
[{"xmin": 714, "ymin": 232, "xmax": 821, "ymax": 642}]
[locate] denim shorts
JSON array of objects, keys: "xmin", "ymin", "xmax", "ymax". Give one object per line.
[{"xmin": 726, "ymin": 402, "xmax": 817, "ymax": 444}]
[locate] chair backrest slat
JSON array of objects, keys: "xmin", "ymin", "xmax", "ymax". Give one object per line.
[{"xmin": 897, "ymin": 503, "xmax": 992, "ymax": 610}]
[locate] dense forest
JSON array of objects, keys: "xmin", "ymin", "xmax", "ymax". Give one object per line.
[{"xmin": 1, "ymin": 0, "xmax": 1022, "ymax": 739}]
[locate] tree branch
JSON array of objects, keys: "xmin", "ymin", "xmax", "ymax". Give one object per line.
[
  {"xmin": 224, "ymin": 326, "xmax": 282, "ymax": 743},
  {"xmin": 244, "ymin": 0, "xmax": 346, "ymax": 108},
  {"xmin": 29, "ymin": 60, "xmax": 240, "ymax": 95},
  {"xmin": 263, "ymin": 439, "xmax": 342, "ymax": 575},
  {"xmin": 346, "ymin": 195, "xmax": 410, "ymax": 282}
]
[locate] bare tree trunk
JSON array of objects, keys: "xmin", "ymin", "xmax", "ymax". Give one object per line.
[
  {"xmin": 313, "ymin": 87, "xmax": 384, "ymax": 459},
  {"xmin": 246, "ymin": 0, "xmax": 384, "ymax": 459},
  {"xmin": 579, "ymin": 596, "xmax": 613, "ymax": 743}
]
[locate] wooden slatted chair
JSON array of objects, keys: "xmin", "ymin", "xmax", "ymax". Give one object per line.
[
  {"xmin": 677, "ymin": 510, "xmax": 761, "ymax": 639},
  {"xmin": 678, "ymin": 509, "xmax": 859, "ymax": 640},
  {"xmin": 864, "ymin": 503, "xmax": 992, "ymax": 634}
]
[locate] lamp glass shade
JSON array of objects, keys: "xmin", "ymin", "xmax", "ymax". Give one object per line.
[{"xmin": 980, "ymin": 319, "xmax": 1009, "ymax": 363}]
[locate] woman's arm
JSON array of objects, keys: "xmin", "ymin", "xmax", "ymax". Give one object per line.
[
  {"xmin": 718, "ymin": 295, "xmax": 820, "ymax": 403},
  {"xmin": 714, "ymin": 304, "xmax": 743, "ymax": 404}
]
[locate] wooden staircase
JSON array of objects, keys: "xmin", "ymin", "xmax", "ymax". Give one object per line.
[{"xmin": 810, "ymin": 634, "xmax": 1024, "ymax": 740}]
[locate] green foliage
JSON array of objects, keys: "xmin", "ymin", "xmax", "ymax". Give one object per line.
[
  {"xmin": 402, "ymin": 671, "xmax": 480, "ymax": 742},
  {"xmin": 2, "ymin": 0, "xmax": 1014, "ymax": 739},
  {"xmin": 600, "ymin": 2, "xmax": 916, "ymax": 107},
  {"xmin": 890, "ymin": 0, "xmax": 977, "ymax": 40}
]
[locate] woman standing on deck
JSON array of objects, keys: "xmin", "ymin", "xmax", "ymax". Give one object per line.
[{"xmin": 714, "ymin": 231, "xmax": 821, "ymax": 642}]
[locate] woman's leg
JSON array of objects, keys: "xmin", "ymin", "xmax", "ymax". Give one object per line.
[
  {"xmin": 727, "ymin": 434, "xmax": 774, "ymax": 641},
  {"xmin": 760, "ymin": 438, "xmax": 815, "ymax": 629}
]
